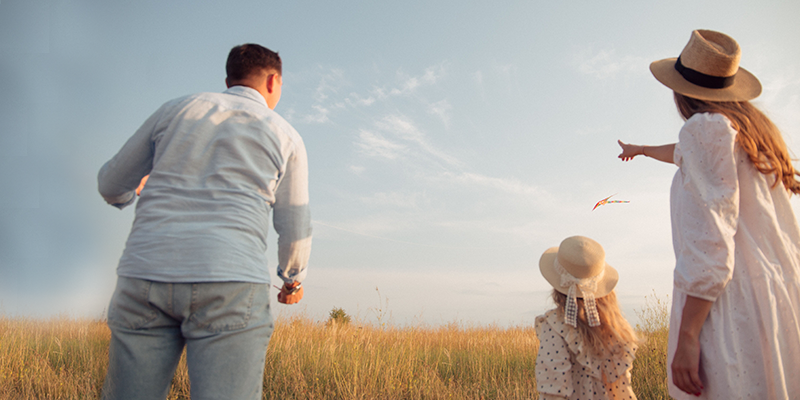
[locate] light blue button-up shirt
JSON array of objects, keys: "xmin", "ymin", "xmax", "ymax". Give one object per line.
[{"xmin": 98, "ymin": 86, "xmax": 311, "ymax": 285}]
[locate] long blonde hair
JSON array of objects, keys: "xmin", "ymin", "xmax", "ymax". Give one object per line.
[
  {"xmin": 552, "ymin": 290, "xmax": 637, "ymax": 356},
  {"xmin": 674, "ymin": 92, "xmax": 800, "ymax": 194}
]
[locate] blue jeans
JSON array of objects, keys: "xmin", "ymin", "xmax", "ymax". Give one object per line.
[{"xmin": 101, "ymin": 277, "xmax": 274, "ymax": 400}]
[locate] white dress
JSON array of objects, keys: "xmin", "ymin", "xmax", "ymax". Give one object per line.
[{"xmin": 668, "ymin": 112, "xmax": 800, "ymax": 399}]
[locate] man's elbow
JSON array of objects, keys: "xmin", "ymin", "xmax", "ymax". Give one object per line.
[
  {"xmin": 102, "ymin": 191, "xmax": 135, "ymax": 209},
  {"xmin": 98, "ymin": 175, "xmax": 134, "ymax": 209}
]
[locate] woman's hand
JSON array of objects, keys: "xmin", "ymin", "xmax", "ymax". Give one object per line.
[
  {"xmin": 618, "ymin": 140, "xmax": 643, "ymax": 161},
  {"xmin": 618, "ymin": 141, "xmax": 678, "ymax": 164},
  {"xmin": 672, "ymin": 295, "xmax": 713, "ymax": 396},
  {"xmin": 672, "ymin": 330, "xmax": 704, "ymax": 396}
]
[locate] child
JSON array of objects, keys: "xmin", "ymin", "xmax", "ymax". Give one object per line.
[{"xmin": 535, "ymin": 236, "xmax": 638, "ymax": 400}]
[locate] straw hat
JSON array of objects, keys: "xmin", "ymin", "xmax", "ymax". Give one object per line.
[
  {"xmin": 650, "ymin": 29, "xmax": 761, "ymax": 101},
  {"xmin": 539, "ymin": 236, "xmax": 618, "ymax": 327},
  {"xmin": 540, "ymin": 236, "xmax": 618, "ymax": 298}
]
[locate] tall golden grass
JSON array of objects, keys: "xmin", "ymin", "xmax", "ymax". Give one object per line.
[
  {"xmin": 0, "ymin": 297, "xmax": 670, "ymax": 400},
  {"xmin": 630, "ymin": 293, "xmax": 671, "ymax": 400},
  {"xmin": 0, "ymin": 316, "xmax": 109, "ymax": 399}
]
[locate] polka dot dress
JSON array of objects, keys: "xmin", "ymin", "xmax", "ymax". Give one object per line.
[
  {"xmin": 535, "ymin": 309, "xmax": 637, "ymax": 400},
  {"xmin": 667, "ymin": 113, "xmax": 800, "ymax": 399}
]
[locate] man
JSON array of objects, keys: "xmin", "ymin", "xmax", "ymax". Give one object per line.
[{"xmin": 97, "ymin": 44, "xmax": 311, "ymax": 399}]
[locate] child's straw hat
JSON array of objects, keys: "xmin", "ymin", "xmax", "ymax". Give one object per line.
[
  {"xmin": 539, "ymin": 236, "xmax": 618, "ymax": 327},
  {"xmin": 650, "ymin": 29, "xmax": 761, "ymax": 102}
]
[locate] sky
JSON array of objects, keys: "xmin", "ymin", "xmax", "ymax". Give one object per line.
[{"xmin": 1, "ymin": 0, "xmax": 799, "ymax": 328}]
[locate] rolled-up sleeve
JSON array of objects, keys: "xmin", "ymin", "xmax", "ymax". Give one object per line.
[
  {"xmin": 98, "ymin": 106, "xmax": 162, "ymax": 209},
  {"xmin": 672, "ymin": 113, "xmax": 739, "ymax": 301},
  {"xmin": 273, "ymin": 135, "xmax": 312, "ymax": 284}
]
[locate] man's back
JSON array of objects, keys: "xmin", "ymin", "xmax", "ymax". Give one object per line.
[{"xmin": 99, "ymin": 85, "xmax": 310, "ymax": 284}]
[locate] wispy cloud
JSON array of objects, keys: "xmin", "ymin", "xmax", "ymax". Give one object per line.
[
  {"xmin": 436, "ymin": 171, "xmax": 546, "ymax": 197},
  {"xmin": 358, "ymin": 191, "xmax": 429, "ymax": 209},
  {"xmin": 373, "ymin": 64, "xmax": 447, "ymax": 99},
  {"xmin": 357, "ymin": 114, "xmax": 462, "ymax": 168},
  {"xmin": 305, "ymin": 63, "xmax": 550, "ymax": 240},
  {"xmin": 292, "ymin": 68, "xmax": 348, "ymax": 124},
  {"xmin": 574, "ymin": 49, "xmax": 647, "ymax": 79},
  {"xmin": 345, "ymin": 93, "xmax": 376, "ymax": 107},
  {"xmin": 492, "ymin": 62, "xmax": 521, "ymax": 92},
  {"xmin": 427, "ymin": 99, "xmax": 452, "ymax": 128},
  {"xmin": 749, "ymin": 68, "xmax": 800, "ymax": 150},
  {"xmin": 495, "ymin": 64, "xmax": 517, "ymax": 76},
  {"xmin": 473, "ymin": 70, "xmax": 484, "ymax": 86},
  {"xmin": 348, "ymin": 165, "xmax": 366, "ymax": 175},
  {"xmin": 761, "ymin": 73, "xmax": 800, "ymax": 99},
  {"xmin": 759, "ymin": 71, "xmax": 800, "ymax": 126},
  {"xmin": 355, "ymin": 114, "xmax": 548, "ymax": 199},
  {"xmin": 296, "ymin": 63, "xmax": 448, "ymax": 124},
  {"xmin": 356, "ymin": 129, "xmax": 406, "ymax": 160},
  {"xmin": 303, "ymin": 104, "xmax": 331, "ymax": 124},
  {"xmin": 314, "ymin": 215, "xmax": 416, "ymax": 236},
  {"xmin": 312, "ymin": 68, "xmax": 346, "ymax": 102}
]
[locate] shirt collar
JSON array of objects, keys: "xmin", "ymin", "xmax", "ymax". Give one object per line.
[{"xmin": 223, "ymin": 85, "xmax": 268, "ymax": 108}]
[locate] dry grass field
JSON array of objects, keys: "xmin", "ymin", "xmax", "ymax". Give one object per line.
[{"xmin": 0, "ymin": 295, "xmax": 669, "ymax": 399}]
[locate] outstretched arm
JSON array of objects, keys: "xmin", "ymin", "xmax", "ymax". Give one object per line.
[{"xmin": 618, "ymin": 140, "xmax": 676, "ymax": 164}]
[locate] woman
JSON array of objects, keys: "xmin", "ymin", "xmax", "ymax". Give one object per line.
[{"xmin": 620, "ymin": 30, "xmax": 800, "ymax": 399}]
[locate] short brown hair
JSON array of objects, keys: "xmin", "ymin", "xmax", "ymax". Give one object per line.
[{"xmin": 226, "ymin": 44, "xmax": 282, "ymax": 81}]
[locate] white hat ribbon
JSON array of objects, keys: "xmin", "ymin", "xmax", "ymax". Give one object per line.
[{"xmin": 554, "ymin": 258, "xmax": 602, "ymax": 327}]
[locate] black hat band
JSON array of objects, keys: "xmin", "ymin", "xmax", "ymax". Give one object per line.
[{"xmin": 675, "ymin": 56, "xmax": 736, "ymax": 89}]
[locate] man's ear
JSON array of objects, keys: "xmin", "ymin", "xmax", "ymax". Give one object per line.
[
  {"xmin": 225, "ymin": 78, "xmax": 231, "ymax": 88},
  {"xmin": 266, "ymin": 74, "xmax": 278, "ymax": 93}
]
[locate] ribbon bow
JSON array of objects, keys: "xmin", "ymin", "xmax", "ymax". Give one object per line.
[{"xmin": 554, "ymin": 258, "xmax": 602, "ymax": 327}]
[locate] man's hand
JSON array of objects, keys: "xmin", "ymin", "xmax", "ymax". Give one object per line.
[
  {"xmin": 277, "ymin": 282, "xmax": 303, "ymax": 304},
  {"xmin": 136, "ymin": 175, "xmax": 149, "ymax": 196}
]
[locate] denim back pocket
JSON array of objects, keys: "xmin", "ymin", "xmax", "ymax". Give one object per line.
[
  {"xmin": 107, "ymin": 277, "xmax": 159, "ymax": 330},
  {"xmin": 189, "ymin": 282, "xmax": 258, "ymax": 333}
]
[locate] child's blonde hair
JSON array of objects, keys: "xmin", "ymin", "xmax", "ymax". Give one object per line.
[{"xmin": 552, "ymin": 289, "xmax": 637, "ymax": 355}]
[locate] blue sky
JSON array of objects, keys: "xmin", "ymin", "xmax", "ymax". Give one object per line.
[{"xmin": 1, "ymin": 0, "xmax": 799, "ymax": 327}]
